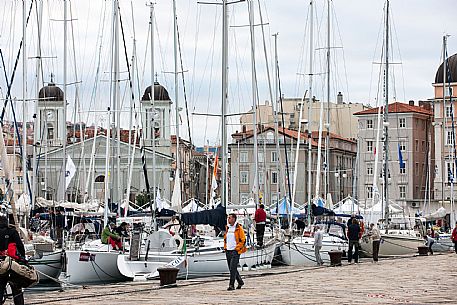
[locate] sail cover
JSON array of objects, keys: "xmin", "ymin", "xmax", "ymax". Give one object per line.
[{"xmin": 181, "ymin": 204, "xmax": 226, "ymax": 232}]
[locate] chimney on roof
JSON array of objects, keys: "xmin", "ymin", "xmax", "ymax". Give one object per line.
[
  {"xmin": 337, "ymin": 92, "xmax": 343, "ymax": 104},
  {"xmin": 409, "ymin": 100, "xmax": 415, "ymax": 106},
  {"xmin": 419, "ymin": 100, "xmax": 432, "ymax": 111}
]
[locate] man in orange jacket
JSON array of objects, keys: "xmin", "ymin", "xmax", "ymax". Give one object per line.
[{"xmin": 224, "ymin": 213, "xmax": 246, "ymax": 291}]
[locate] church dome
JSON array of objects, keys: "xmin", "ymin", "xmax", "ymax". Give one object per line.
[
  {"xmin": 38, "ymin": 82, "xmax": 64, "ymax": 101},
  {"xmin": 141, "ymin": 82, "xmax": 170, "ymax": 101},
  {"xmin": 435, "ymin": 53, "xmax": 457, "ymax": 84}
]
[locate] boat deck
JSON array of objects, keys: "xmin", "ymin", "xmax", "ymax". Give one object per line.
[{"xmin": 25, "ymin": 252, "xmax": 457, "ymax": 304}]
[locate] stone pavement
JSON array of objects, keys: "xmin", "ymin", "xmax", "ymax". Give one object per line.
[{"xmin": 25, "ymin": 253, "xmax": 457, "ymax": 305}]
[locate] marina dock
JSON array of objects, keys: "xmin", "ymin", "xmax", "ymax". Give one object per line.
[{"xmin": 25, "ymin": 252, "xmax": 457, "ymax": 305}]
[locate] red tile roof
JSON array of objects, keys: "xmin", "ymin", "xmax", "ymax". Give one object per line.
[{"xmin": 353, "ymin": 102, "xmax": 432, "ymax": 116}]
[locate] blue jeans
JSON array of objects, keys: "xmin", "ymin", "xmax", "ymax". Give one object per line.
[{"xmin": 348, "ymin": 240, "xmax": 359, "ymax": 263}]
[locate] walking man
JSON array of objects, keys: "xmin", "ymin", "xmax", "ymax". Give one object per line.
[
  {"xmin": 347, "ymin": 218, "xmax": 361, "ymax": 264},
  {"xmin": 313, "ymin": 226, "xmax": 323, "ymax": 266},
  {"xmin": 254, "ymin": 204, "xmax": 267, "ymax": 247},
  {"xmin": 451, "ymin": 222, "xmax": 457, "ymax": 254},
  {"xmin": 368, "ymin": 223, "xmax": 381, "ymax": 262},
  {"xmin": 224, "ymin": 213, "xmax": 246, "ymax": 291}
]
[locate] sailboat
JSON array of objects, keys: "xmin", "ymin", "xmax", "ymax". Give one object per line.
[
  {"xmin": 359, "ymin": 0, "xmax": 424, "ymax": 257},
  {"xmin": 278, "ymin": 0, "xmax": 348, "ymax": 266},
  {"xmin": 117, "ymin": 0, "xmax": 277, "ymax": 280}
]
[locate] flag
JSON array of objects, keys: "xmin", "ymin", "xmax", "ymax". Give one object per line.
[
  {"xmin": 65, "ymin": 155, "xmax": 76, "ymax": 190},
  {"xmin": 398, "ymin": 144, "xmax": 405, "ymax": 169},
  {"xmin": 211, "ymin": 154, "xmax": 218, "ymax": 191}
]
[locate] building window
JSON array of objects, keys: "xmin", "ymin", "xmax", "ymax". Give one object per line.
[
  {"xmin": 240, "ymin": 171, "xmax": 249, "ymax": 184},
  {"xmin": 415, "ymin": 162, "xmax": 419, "ymax": 176},
  {"xmin": 415, "ymin": 139, "xmax": 419, "ymax": 152},
  {"xmin": 367, "ymin": 186, "xmax": 373, "ymax": 199},
  {"xmin": 367, "ymin": 119, "xmax": 373, "ymax": 129},
  {"xmin": 399, "ymin": 118, "xmax": 406, "ymax": 128},
  {"xmin": 422, "ymin": 140, "xmax": 426, "ymax": 152},
  {"xmin": 271, "ymin": 171, "xmax": 278, "ymax": 184},
  {"xmin": 47, "ymin": 123, "xmax": 54, "ymax": 140},
  {"xmin": 259, "ymin": 171, "xmax": 264, "ymax": 185},
  {"xmin": 446, "ymin": 130, "xmax": 454, "ymax": 146},
  {"xmin": 367, "ymin": 163, "xmax": 373, "ymax": 176},
  {"xmin": 240, "ymin": 151, "xmax": 248, "ymax": 163},
  {"xmin": 271, "ymin": 151, "xmax": 278, "ymax": 163},
  {"xmin": 258, "ymin": 152, "xmax": 264, "ymax": 163},
  {"xmin": 399, "ymin": 140, "xmax": 406, "ymax": 151},
  {"xmin": 271, "ymin": 194, "xmax": 278, "ymax": 206},
  {"xmin": 446, "ymin": 105, "xmax": 453, "ymax": 118},
  {"xmin": 367, "ymin": 140, "xmax": 373, "ymax": 152},
  {"xmin": 17, "ymin": 176, "xmax": 23, "ymax": 185},
  {"xmin": 400, "ymin": 165, "xmax": 406, "ymax": 175},
  {"xmin": 399, "ymin": 185, "xmax": 406, "ymax": 199}
]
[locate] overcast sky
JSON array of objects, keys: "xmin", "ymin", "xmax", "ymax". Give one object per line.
[{"xmin": 0, "ymin": 0, "xmax": 456, "ymax": 146}]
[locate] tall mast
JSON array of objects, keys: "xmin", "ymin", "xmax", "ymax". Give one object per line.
[
  {"xmin": 114, "ymin": 0, "xmax": 121, "ymax": 213},
  {"xmin": 32, "ymin": 0, "xmax": 43, "ymax": 211},
  {"xmin": 324, "ymin": 0, "xmax": 331, "ymax": 201},
  {"xmin": 272, "ymin": 33, "xmax": 282, "ymax": 208},
  {"xmin": 21, "ymin": 0, "xmax": 27, "ymax": 225},
  {"xmin": 150, "ymin": 2, "xmax": 157, "ymax": 228},
  {"xmin": 248, "ymin": 0, "xmax": 259, "ymax": 207},
  {"xmin": 307, "ymin": 0, "xmax": 314, "ymax": 225},
  {"xmin": 383, "ymin": 0, "xmax": 390, "ymax": 228},
  {"xmin": 221, "ymin": 0, "xmax": 228, "ymax": 207},
  {"xmin": 172, "ymin": 0, "xmax": 180, "ymax": 205}
]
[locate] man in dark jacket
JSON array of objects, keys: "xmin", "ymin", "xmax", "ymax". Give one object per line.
[
  {"xmin": 0, "ymin": 215, "xmax": 25, "ymax": 305},
  {"xmin": 347, "ymin": 218, "xmax": 361, "ymax": 264}
]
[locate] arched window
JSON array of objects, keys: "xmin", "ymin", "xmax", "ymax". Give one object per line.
[
  {"xmin": 47, "ymin": 123, "xmax": 54, "ymax": 140},
  {"xmin": 95, "ymin": 175, "xmax": 105, "ymax": 183}
]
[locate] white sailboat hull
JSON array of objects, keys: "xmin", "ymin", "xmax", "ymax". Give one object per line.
[
  {"xmin": 280, "ymin": 235, "xmax": 348, "ymax": 266},
  {"xmin": 64, "ymin": 240, "xmax": 127, "ymax": 284},
  {"xmin": 119, "ymin": 243, "xmax": 276, "ymax": 280},
  {"xmin": 28, "ymin": 250, "xmax": 63, "ymax": 283},
  {"xmin": 360, "ymin": 232, "xmax": 423, "ymax": 257}
]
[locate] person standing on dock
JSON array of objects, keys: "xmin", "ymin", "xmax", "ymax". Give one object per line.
[
  {"xmin": 424, "ymin": 235, "xmax": 435, "ymax": 255},
  {"xmin": 313, "ymin": 226, "xmax": 323, "ymax": 266},
  {"xmin": 452, "ymin": 222, "xmax": 457, "ymax": 254},
  {"xmin": 254, "ymin": 204, "xmax": 267, "ymax": 247},
  {"xmin": 0, "ymin": 215, "xmax": 25, "ymax": 305},
  {"xmin": 347, "ymin": 218, "xmax": 361, "ymax": 264},
  {"xmin": 368, "ymin": 223, "xmax": 381, "ymax": 262},
  {"xmin": 224, "ymin": 213, "xmax": 247, "ymax": 291}
]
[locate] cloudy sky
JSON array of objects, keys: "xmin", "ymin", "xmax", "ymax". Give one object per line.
[{"xmin": 0, "ymin": 0, "xmax": 456, "ymax": 146}]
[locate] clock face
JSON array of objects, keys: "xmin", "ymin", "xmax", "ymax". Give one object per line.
[{"xmin": 46, "ymin": 110, "xmax": 54, "ymax": 120}]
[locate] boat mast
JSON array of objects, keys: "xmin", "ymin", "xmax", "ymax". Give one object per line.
[
  {"xmin": 32, "ymin": 0, "xmax": 43, "ymax": 211},
  {"xmin": 324, "ymin": 0, "xmax": 331, "ymax": 201},
  {"xmin": 307, "ymin": 0, "xmax": 314, "ymax": 225},
  {"xmin": 114, "ymin": 0, "xmax": 121, "ymax": 214},
  {"xmin": 221, "ymin": 0, "xmax": 228, "ymax": 207},
  {"xmin": 248, "ymin": 0, "xmax": 259, "ymax": 207},
  {"xmin": 272, "ymin": 33, "xmax": 283, "ymax": 210},
  {"xmin": 21, "ymin": 0, "xmax": 27, "ymax": 226},
  {"xmin": 149, "ymin": 2, "xmax": 157, "ymax": 228},
  {"xmin": 383, "ymin": 0, "xmax": 390, "ymax": 229},
  {"xmin": 173, "ymin": 0, "xmax": 181, "ymax": 206}
]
